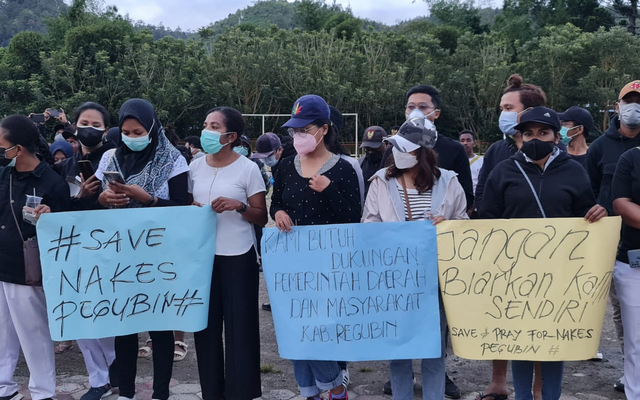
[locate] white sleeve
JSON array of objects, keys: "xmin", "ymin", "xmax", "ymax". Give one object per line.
[
  {"xmin": 245, "ymin": 160, "xmax": 267, "ymax": 198},
  {"xmin": 342, "ymin": 155, "xmax": 365, "ymax": 207},
  {"xmin": 94, "ymin": 150, "xmax": 115, "ymax": 181},
  {"xmin": 170, "ymin": 155, "xmax": 190, "ymax": 180}
]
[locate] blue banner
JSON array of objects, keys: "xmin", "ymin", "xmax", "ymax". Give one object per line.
[
  {"xmin": 37, "ymin": 206, "xmax": 216, "ymax": 341},
  {"xmin": 261, "ymin": 222, "xmax": 441, "ymax": 361}
]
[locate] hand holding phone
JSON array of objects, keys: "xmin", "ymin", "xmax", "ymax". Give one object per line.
[
  {"xmin": 103, "ymin": 171, "xmax": 125, "ymax": 185},
  {"xmin": 78, "ymin": 160, "xmax": 94, "ymax": 180}
]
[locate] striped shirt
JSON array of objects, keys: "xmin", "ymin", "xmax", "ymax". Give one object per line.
[{"xmin": 398, "ymin": 187, "xmax": 432, "ymax": 221}]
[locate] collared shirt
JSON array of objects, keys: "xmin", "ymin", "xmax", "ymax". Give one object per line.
[{"xmin": 0, "ymin": 162, "xmax": 71, "ymax": 285}]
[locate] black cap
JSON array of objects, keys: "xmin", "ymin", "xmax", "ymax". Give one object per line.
[
  {"xmin": 240, "ymin": 135, "xmax": 251, "ymax": 147},
  {"xmin": 558, "ymin": 106, "xmax": 593, "ymax": 133},
  {"xmin": 360, "ymin": 126, "xmax": 387, "ymax": 149},
  {"xmin": 61, "ymin": 128, "xmax": 76, "ymax": 140},
  {"xmin": 514, "ymin": 107, "xmax": 561, "ymax": 133}
]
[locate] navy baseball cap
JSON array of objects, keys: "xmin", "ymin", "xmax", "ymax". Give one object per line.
[
  {"xmin": 360, "ymin": 126, "xmax": 387, "ymax": 148},
  {"xmin": 240, "ymin": 135, "xmax": 251, "ymax": 147},
  {"xmin": 252, "ymin": 133, "xmax": 281, "ymax": 159},
  {"xmin": 282, "ymin": 95, "xmax": 331, "ymax": 129},
  {"xmin": 558, "ymin": 106, "xmax": 594, "ymax": 133},
  {"xmin": 515, "ymin": 107, "xmax": 561, "ymax": 133}
]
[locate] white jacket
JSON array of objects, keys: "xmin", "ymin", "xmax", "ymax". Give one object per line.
[{"xmin": 362, "ymin": 167, "xmax": 469, "ymax": 223}]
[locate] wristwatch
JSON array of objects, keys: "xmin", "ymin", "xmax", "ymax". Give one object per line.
[{"xmin": 237, "ymin": 202, "xmax": 248, "ymax": 213}]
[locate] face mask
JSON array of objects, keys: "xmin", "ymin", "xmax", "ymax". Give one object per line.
[
  {"xmin": 0, "ymin": 146, "xmax": 17, "ymax": 167},
  {"xmin": 392, "ymin": 147, "xmax": 418, "ymax": 169},
  {"xmin": 264, "ymin": 155, "xmax": 278, "ymax": 167},
  {"xmin": 54, "ymin": 133, "xmax": 65, "ymax": 142},
  {"xmin": 122, "ymin": 134, "xmax": 151, "ymax": 152},
  {"xmin": 406, "ymin": 108, "xmax": 437, "ymax": 121},
  {"xmin": 76, "ymin": 126, "xmax": 105, "ymax": 148},
  {"xmin": 234, "ymin": 146, "xmax": 249, "ymax": 157},
  {"xmin": 620, "ymin": 103, "xmax": 640, "ymax": 129},
  {"xmin": 366, "ymin": 150, "xmax": 383, "ymax": 164},
  {"xmin": 559, "ymin": 126, "xmax": 580, "ymax": 146},
  {"xmin": 499, "ymin": 111, "xmax": 518, "ymax": 136},
  {"xmin": 201, "ymin": 130, "xmax": 231, "ymax": 155},
  {"xmin": 521, "ymin": 139, "xmax": 555, "ymax": 161},
  {"xmin": 293, "ymin": 128, "xmax": 322, "ymax": 155}
]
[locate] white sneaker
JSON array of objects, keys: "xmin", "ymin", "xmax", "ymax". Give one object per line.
[
  {"xmin": 590, "ymin": 350, "xmax": 604, "ymax": 361},
  {"xmin": 341, "ymin": 369, "xmax": 350, "ymax": 388}
]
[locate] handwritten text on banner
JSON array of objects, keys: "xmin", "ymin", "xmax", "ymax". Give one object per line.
[
  {"xmin": 261, "ymin": 222, "xmax": 441, "ymax": 361},
  {"xmin": 37, "ymin": 206, "xmax": 217, "ymax": 341},
  {"xmin": 437, "ymin": 217, "xmax": 621, "ymax": 361}
]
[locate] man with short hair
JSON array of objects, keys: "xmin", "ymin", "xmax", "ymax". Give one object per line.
[
  {"xmin": 558, "ymin": 106, "xmax": 593, "ymax": 169},
  {"xmin": 586, "ymin": 80, "xmax": 640, "ymax": 393},
  {"xmin": 359, "ymin": 126, "xmax": 387, "ymax": 197},
  {"xmin": 458, "ymin": 129, "xmax": 483, "ymax": 194}
]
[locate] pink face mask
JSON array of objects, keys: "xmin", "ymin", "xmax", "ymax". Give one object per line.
[{"xmin": 293, "ymin": 128, "xmax": 322, "ymax": 155}]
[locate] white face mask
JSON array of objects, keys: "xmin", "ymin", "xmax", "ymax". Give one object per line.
[{"xmin": 392, "ymin": 147, "xmax": 418, "ymax": 169}]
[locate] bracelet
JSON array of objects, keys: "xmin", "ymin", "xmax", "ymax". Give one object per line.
[{"xmin": 145, "ymin": 194, "xmax": 155, "ymax": 207}]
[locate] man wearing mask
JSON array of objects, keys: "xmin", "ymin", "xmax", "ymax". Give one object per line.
[
  {"xmin": 558, "ymin": 106, "xmax": 593, "ymax": 169},
  {"xmin": 586, "ymin": 79, "xmax": 640, "ymax": 393},
  {"xmin": 359, "ymin": 126, "xmax": 386, "ymax": 197},
  {"xmin": 381, "ymin": 85, "xmax": 473, "ymax": 213},
  {"xmin": 251, "ymin": 132, "xmax": 283, "ymax": 173}
]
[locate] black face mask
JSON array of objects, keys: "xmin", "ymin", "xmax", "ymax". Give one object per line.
[
  {"xmin": 521, "ymin": 139, "xmax": 555, "ymax": 161},
  {"xmin": 0, "ymin": 157, "xmax": 11, "ymax": 167},
  {"xmin": 366, "ymin": 150, "xmax": 383, "ymax": 164},
  {"xmin": 76, "ymin": 126, "xmax": 105, "ymax": 148}
]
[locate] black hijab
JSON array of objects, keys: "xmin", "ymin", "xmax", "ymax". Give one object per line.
[{"xmin": 116, "ymin": 99, "xmax": 162, "ymax": 180}]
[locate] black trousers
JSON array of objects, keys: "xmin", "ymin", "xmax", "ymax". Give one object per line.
[
  {"xmin": 195, "ymin": 248, "xmax": 262, "ymax": 400},
  {"xmin": 115, "ymin": 331, "xmax": 174, "ymax": 400}
]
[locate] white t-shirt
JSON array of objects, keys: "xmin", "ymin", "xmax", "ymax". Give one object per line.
[
  {"xmin": 95, "ymin": 149, "xmax": 189, "ymax": 201},
  {"xmin": 469, "ymin": 155, "xmax": 484, "ymax": 194},
  {"xmin": 188, "ymin": 155, "xmax": 266, "ymax": 256}
]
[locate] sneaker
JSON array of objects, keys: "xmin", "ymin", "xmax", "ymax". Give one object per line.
[
  {"xmin": 81, "ymin": 385, "xmax": 112, "ymax": 400},
  {"xmin": 329, "ymin": 389, "xmax": 348, "ymax": 400},
  {"xmin": 589, "ymin": 350, "xmax": 604, "ymax": 361},
  {"xmin": 262, "ymin": 303, "xmax": 272, "ymax": 312},
  {"xmin": 614, "ymin": 376, "xmax": 625, "ymax": 393},
  {"xmin": 0, "ymin": 392, "xmax": 24, "ymax": 400},
  {"xmin": 342, "ymin": 368, "xmax": 350, "ymax": 388},
  {"xmin": 445, "ymin": 374, "xmax": 461, "ymax": 399}
]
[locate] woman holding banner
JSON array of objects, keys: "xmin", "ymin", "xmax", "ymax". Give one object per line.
[
  {"xmin": 189, "ymin": 106, "xmax": 267, "ymax": 400},
  {"xmin": 271, "ymin": 95, "xmax": 361, "ymax": 400},
  {"xmin": 480, "ymin": 106, "xmax": 607, "ymax": 400},
  {"xmin": 94, "ymin": 98, "xmax": 190, "ymax": 400},
  {"xmin": 0, "ymin": 115, "xmax": 71, "ymax": 400},
  {"xmin": 612, "ymin": 146, "xmax": 640, "ymax": 399},
  {"xmin": 361, "ymin": 111, "xmax": 468, "ymax": 400}
]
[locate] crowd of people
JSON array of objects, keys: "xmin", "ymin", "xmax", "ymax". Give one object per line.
[{"xmin": 0, "ymin": 73, "xmax": 639, "ymax": 400}]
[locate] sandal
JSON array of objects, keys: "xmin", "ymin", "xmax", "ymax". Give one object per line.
[
  {"xmin": 54, "ymin": 341, "xmax": 74, "ymax": 354},
  {"xmin": 173, "ymin": 341, "xmax": 188, "ymax": 362},
  {"xmin": 138, "ymin": 338, "xmax": 152, "ymax": 358},
  {"xmin": 477, "ymin": 394, "xmax": 509, "ymax": 400}
]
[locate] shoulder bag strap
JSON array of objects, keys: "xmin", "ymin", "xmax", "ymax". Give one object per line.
[
  {"xmin": 513, "ymin": 159, "xmax": 547, "ymax": 219},
  {"xmin": 399, "ymin": 174, "xmax": 413, "ymax": 221},
  {"xmin": 470, "ymin": 155, "xmax": 481, "ymax": 166},
  {"xmin": 9, "ymin": 173, "xmax": 26, "ymax": 241}
]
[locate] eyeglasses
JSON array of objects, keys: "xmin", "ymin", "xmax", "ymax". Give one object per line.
[
  {"xmin": 406, "ymin": 104, "xmax": 435, "ymax": 113},
  {"xmin": 287, "ymin": 126, "xmax": 319, "ymax": 137},
  {"xmin": 0, "ymin": 145, "xmax": 17, "ymax": 159}
]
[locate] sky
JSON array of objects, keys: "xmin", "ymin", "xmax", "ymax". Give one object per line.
[{"xmin": 103, "ymin": 0, "xmax": 430, "ymax": 31}]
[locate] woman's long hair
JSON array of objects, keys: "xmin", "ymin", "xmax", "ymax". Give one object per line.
[{"xmin": 386, "ymin": 147, "xmax": 441, "ymax": 194}]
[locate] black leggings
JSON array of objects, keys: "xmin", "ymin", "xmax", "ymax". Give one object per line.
[
  {"xmin": 115, "ymin": 331, "xmax": 174, "ymax": 400},
  {"xmin": 195, "ymin": 248, "xmax": 262, "ymax": 400}
]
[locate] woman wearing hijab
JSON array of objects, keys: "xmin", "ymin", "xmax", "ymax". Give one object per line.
[
  {"xmin": 94, "ymin": 99, "xmax": 190, "ymax": 400},
  {"xmin": 271, "ymin": 95, "xmax": 361, "ymax": 400},
  {"xmin": 189, "ymin": 107, "xmax": 267, "ymax": 400}
]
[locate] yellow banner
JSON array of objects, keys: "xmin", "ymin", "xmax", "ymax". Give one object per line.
[{"xmin": 437, "ymin": 217, "xmax": 621, "ymax": 361}]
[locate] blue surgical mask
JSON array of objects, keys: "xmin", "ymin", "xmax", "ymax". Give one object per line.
[
  {"xmin": 264, "ymin": 155, "xmax": 278, "ymax": 167},
  {"xmin": 2, "ymin": 156, "xmax": 16, "ymax": 168},
  {"xmin": 559, "ymin": 126, "xmax": 580, "ymax": 145},
  {"xmin": 122, "ymin": 134, "xmax": 151, "ymax": 152},
  {"xmin": 234, "ymin": 146, "xmax": 249, "ymax": 157},
  {"xmin": 499, "ymin": 111, "xmax": 518, "ymax": 136},
  {"xmin": 201, "ymin": 130, "xmax": 230, "ymax": 155}
]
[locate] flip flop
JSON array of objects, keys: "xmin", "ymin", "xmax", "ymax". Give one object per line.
[
  {"xmin": 54, "ymin": 341, "xmax": 74, "ymax": 354},
  {"xmin": 173, "ymin": 341, "xmax": 189, "ymax": 362},
  {"xmin": 138, "ymin": 338, "xmax": 152, "ymax": 358},
  {"xmin": 477, "ymin": 393, "xmax": 509, "ymax": 400}
]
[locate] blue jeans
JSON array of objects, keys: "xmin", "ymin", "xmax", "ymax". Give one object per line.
[
  {"xmin": 512, "ymin": 361, "xmax": 564, "ymax": 400},
  {"xmin": 291, "ymin": 360, "xmax": 343, "ymax": 397},
  {"xmin": 389, "ymin": 300, "xmax": 447, "ymax": 400}
]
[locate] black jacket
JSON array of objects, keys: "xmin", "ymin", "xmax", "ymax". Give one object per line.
[
  {"xmin": 480, "ymin": 151, "xmax": 595, "ymax": 219},
  {"xmin": 381, "ymin": 135, "xmax": 474, "ymax": 209},
  {"xmin": 476, "ymin": 138, "xmax": 567, "ymax": 210},
  {"xmin": 0, "ymin": 162, "xmax": 71, "ymax": 285},
  {"xmin": 586, "ymin": 116, "xmax": 640, "ymax": 214}
]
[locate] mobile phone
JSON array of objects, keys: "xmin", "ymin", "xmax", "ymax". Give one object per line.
[
  {"xmin": 30, "ymin": 114, "xmax": 45, "ymax": 123},
  {"xmin": 48, "ymin": 109, "xmax": 62, "ymax": 118},
  {"xmin": 78, "ymin": 160, "xmax": 95, "ymax": 180},
  {"xmin": 103, "ymin": 171, "xmax": 125, "ymax": 184}
]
